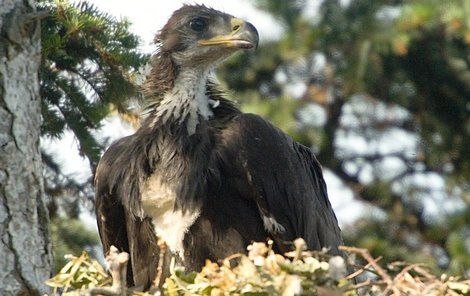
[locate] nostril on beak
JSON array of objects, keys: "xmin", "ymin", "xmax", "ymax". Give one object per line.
[{"xmin": 232, "ymin": 25, "xmax": 240, "ymax": 31}]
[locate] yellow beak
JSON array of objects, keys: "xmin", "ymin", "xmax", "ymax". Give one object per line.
[{"xmin": 198, "ymin": 18, "xmax": 259, "ymax": 49}]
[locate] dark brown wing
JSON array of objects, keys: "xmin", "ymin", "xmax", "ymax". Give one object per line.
[
  {"xmin": 219, "ymin": 113, "xmax": 343, "ymax": 254},
  {"xmin": 94, "ymin": 135, "xmax": 160, "ymax": 289}
]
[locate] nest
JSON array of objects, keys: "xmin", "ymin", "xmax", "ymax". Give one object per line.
[{"xmin": 46, "ymin": 239, "xmax": 469, "ymax": 295}]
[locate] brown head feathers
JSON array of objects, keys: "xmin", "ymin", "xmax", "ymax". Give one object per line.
[{"xmin": 142, "ymin": 5, "xmax": 234, "ymax": 113}]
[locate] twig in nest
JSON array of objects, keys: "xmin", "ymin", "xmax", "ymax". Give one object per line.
[
  {"xmin": 340, "ymin": 246, "xmax": 391, "ymax": 283},
  {"xmin": 346, "ymin": 279, "xmax": 388, "ymax": 291},
  {"xmin": 413, "ymin": 265, "xmax": 435, "ymax": 280},
  {"xmin": 391, "ymin": 261, "xmax": 435, "ymax": 280},
  {"xmin": 339, "ymin": 246, "xmax": 397, "ymax": 294},
  {"xmin": 393, "ymin": 263, "xmax": 427, "ymax": 282},
  {"xmin": 152, "ymin": 238, "xmax": 168, "ymax": 290},
  {"xmin": 87, "ymin": 246, "xmax": 129, "ymax": 296},
  {"xmin": 345, "ymin": 256, "xmax": 383, "ymax": 280}
]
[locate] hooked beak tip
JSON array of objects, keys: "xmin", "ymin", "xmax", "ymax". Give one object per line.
[{"xmin": 198, "ymin": 19, "xmax": 259, "ymax": 50}]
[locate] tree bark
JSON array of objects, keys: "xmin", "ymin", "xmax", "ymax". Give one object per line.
[{"xmin": 0, "ymin": 0, "xmax": 52, "ymax": 295}]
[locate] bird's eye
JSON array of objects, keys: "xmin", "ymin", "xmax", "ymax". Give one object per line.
[{"xmin": 190, "ymin": 18, "xmax": 208, "ymax": 32}]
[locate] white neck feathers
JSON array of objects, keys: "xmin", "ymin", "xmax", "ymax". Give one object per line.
[{"xmin": 153, "ymin": 67, "xmax": 213, "ymax": 135}]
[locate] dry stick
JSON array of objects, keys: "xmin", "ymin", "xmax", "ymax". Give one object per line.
[
  {"xmin": 391, "ymin": 263, "xmax": 433, "ymax": 294},
  {"xmin": 393, "ymin": 263, "xmax": 426, "ymax": 282},
  {"xmin": 296, "ymin": 249, "xmax": 380, "ymax": 277},
  {"xmin": 339, "ymin": 246, "xmax": 394, "ymax": 293},
  {"xmin": 346, "ymin": 279, "xmax": 388, "ymax": 291},
  {"xmin": 339, "ymin": 246, "xmax": 391, "ymax": 283},
  {"xmin": 413, "ymin": 265, "xmax": 435, "ymax": 280},
  {"xmin": 153, "ymin": 238, "xmax": 168, "ymax": 289},
  {"xmin": 345, "ymin": 256, "xmax": 383, "ymax": 280},
  {"xmin": 88, "ymin": 246, "xmax": 129, "ymax": 296}
]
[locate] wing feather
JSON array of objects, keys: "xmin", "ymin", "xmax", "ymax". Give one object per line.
[
  {"xmin": 220, "ymin": 113, "xmax": 342, "ymax": 254},
  {"xmin": 94, "ymin": 136, "xmax": 160, "ymax": 289}
]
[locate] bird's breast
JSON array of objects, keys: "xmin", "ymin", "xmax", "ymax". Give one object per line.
[{"xmin": 140, "ymin": 172, "xmax": 200, "ymax": 256}]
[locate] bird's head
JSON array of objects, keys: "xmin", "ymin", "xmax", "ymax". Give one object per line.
[
  {"xmin": 143, "ymin": 5, "xmax": 258, "ymax": 112},
  {"xmin": 156, "ymin": 4, "xmax": 259, "ymax": 67}
]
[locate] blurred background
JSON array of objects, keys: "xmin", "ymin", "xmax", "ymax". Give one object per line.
[{"xmin": 38, "ymin": 0, "xmax": 469, "ymax": 276}]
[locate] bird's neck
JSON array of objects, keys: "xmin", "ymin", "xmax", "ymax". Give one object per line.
[{"xmin": 149, "ymin": 66, "xmax": 213, "ymax": 135}]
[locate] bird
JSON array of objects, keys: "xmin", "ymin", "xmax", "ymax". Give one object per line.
[{"xmin": 95, "ymin": 4, "xmax": 343, "ymax": 289}]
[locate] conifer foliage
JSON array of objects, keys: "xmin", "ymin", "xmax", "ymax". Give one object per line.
[
  {"xmin": 37, "ymin": 0, "xmax": 148, "ymax": 270},
  {"xmin": 38, "ymin": 0, "xmax": 148, "ymax": 171}
]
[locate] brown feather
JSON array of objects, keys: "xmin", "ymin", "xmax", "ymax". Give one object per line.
[
  {"xmin": 142, "ymin": 52, "xmax": 175, "ymax": 103},
  {"xmin": 95, "ymin": 5, "xmax": 343, "ymax": 290}
]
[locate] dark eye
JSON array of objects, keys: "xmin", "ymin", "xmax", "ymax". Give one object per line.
[{"xmin": 190, "ymin": 18, "xmax": 208, "ymax": 32}]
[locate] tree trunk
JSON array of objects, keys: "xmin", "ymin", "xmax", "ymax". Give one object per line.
[{"xmin": 0, "ymin": 0, "xmax": 52, "ymax": 295}]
